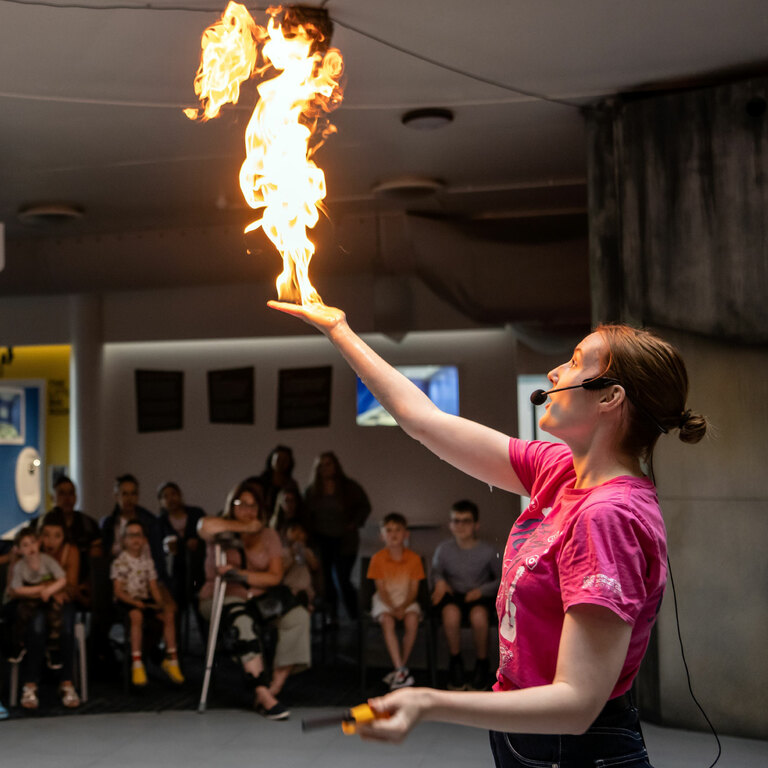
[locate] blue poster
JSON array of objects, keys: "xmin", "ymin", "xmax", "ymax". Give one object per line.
[{"xmin": 0, "ymin": 382, "xmax": 44, "ymax": 537}]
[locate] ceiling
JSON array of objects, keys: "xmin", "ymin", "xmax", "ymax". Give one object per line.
[{"xmin": 1, "ymin": 0, "xmax": 767, "ymax": 298}]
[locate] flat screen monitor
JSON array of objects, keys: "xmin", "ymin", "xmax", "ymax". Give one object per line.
[{"xmin": 356, "ymin": 365, "xmax": 459, "ymax": 426}]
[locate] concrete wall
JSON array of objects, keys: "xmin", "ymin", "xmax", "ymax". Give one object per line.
[
  {"xmin": 652, "ymin": 328, "xmax": 768, "ymax": 739},
  {"xmin": 587, "ymin": 77, "xmax": 768, "ymax": 740}
]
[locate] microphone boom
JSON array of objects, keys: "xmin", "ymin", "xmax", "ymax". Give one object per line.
[{"xmin": 529, "ymin": 377, "xmax": 619, "ymax": 406}]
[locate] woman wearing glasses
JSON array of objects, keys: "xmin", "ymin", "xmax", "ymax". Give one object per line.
[{"xmin": 198, "ymin": 480, "xmax": 310, "ymax": 721}]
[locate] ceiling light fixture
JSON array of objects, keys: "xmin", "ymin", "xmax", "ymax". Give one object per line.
[
  {"xmin": 17, "ymin": 203, "xmax": 84, "ymax": 226},
  {"xmin": 371, "ymin": 176, "xmax": 444, "ymax": 199},
  {"xmin": 401, "ymin": 107, "xmax": 454, "ymax": 130}
]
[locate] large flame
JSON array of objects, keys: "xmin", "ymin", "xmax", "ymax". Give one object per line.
[{"xmin": 186, "ymin": 3, "xmax": 344, "ymax": 304}]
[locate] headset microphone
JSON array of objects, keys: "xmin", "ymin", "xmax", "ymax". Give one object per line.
[{"xmin": 529, "ymin": 377, "xmax": 620, "ymax": 406}]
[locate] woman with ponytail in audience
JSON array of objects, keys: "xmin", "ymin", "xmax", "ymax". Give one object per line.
[{"xmin": 269, "ymin": 298, "xmax": 706, "ymax": 768}]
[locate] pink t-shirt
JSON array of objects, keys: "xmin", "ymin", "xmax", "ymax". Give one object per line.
[{"xmin": 494, "ymin": 439, "xmax": 667, "ymax": 698}]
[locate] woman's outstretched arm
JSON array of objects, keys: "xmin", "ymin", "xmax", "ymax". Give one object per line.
[
  {"xmin": 358, "ymin": 603, "xmax": 632, "ymax": 742},
  {"xmin": 268, "ymin": 300, "xmax": 526, "ymax": 495}
]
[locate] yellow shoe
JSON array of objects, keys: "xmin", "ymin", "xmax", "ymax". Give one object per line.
[
  {"xmin": 162, "ymin": 658, "xmax": 185, "ymax": 684},
  {"xmin": 132, "ymin": 663, "xmax": 148, "ymax": 687}
]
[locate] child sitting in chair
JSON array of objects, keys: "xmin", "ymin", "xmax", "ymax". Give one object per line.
[
  {"xmin": 7, "ymin": 526, "xmax": 68, "ymax": 709},
  {"xmin": 110, "ymin": 520, "xmax": 184, "ymax": 687},
  {"xmin": 367, "ymin": 512, "xmax": 425, "ymax": 690},
  {"xmin": 430, "ymin": 499, "xmax": 501, "ymax": 691},
  {"xmin": 281, "ymin": 521, "xmax": 319, "ymax": 609}
]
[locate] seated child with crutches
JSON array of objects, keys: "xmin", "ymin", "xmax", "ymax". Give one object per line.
[
  {"xmin": 110, "ymin": 519, "xmax": 184, "ymax": 686},
  {"xmin": 367, "ymin": 512, "xmax": 425, "ymax": 690}
]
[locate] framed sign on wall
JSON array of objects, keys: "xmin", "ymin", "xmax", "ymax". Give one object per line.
[
  {"xmin": 277, "ymin": 366, "xmax": 332, "ymax": 430},
  {"xmin": 135, "ymin": 370, "xmax": 184, "ymax": 433}
]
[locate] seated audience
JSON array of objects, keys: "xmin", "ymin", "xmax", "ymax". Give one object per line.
[
  {"xmin": 281, "ymin": 521, "xmax": 319, "ymax": 609},
  {"xmin": 430, "ymin": 499, "xmax": 501, "ymax": 691},
  {"xmin": 0, "ymin": 537, "xmax": 11, "ymax": 718},
  {"xmin": 101, "ymin": 473, "xmax": 170, "ymax": 587},
  {"xmin": 198, "ymin": 481, "xmax": 311, "ymax": 721},
  {"xmin": 40, "ymin": 509, "xmax": 89, "ymax": 606},
  {"xmin": 156, "ymin": 481, "xmax": 205, "ymax": 608},
  {"xmin": 39, "ymin": 513, "xmax": 84, "ymax": 707},
  {"xmin": 47, "ymin": 475, "xmax": 102, "ymax": 564},
  {"xmin": 269, "ymin": 486, "xmax": 304, "ymax": 539},
  {"xmin": 367, "ymin": 512, "xmax": 425, "ymax": 690},
  {"xmin": 110, "ymin": 520, "xmax": 184, "ymax": 687},
  {"xmin": 7, "ymin": 526, "xmax": 69, "ymax": 710}
]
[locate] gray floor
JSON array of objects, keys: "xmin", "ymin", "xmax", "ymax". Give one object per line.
[{"xmin": 1, "ymin": 708, "xmax": 765, "ymax": 768}]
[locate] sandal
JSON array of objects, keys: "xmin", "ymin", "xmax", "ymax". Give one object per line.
[
  {"xmin": 21, "ymin": 684, "xmax": 38, "ymax": 710},
  {"xmin": 60, "ymin": 682, "xmax": 80, "ymax": 708}
]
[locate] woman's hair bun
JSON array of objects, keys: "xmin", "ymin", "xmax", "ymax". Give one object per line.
[{"xmin": 678, "ymin": 409, "xmax": 708, "ymax": 444}]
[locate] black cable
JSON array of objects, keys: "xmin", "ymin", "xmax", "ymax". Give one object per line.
[
  {"xmin": 0, "ymin": 0, "xmax": 232, "ymax": 11},
  {"xmin": 0, "ymin": 0, "xmax": 581, "ymax": 109},
  {"xmin": 329, "ymin": 16, "xmax": 579, "ymax": 109},
  {"xmin": 667, "ymin": 553, "xmax": 722, "ymax": 768}
]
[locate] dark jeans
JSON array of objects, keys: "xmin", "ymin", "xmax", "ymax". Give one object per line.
[
  {"xmin": 16, "ymin": 600, "xmax": 76, "ymax": 684},
  {"xmin": 489, "ymin": 705, "xmax": 653, "ymax": 768},
  {"xmin": 315, "ymin": 534, "xmax": 357, "ymax": 619}
]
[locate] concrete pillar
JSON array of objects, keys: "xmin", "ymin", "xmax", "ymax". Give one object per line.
[{"xmin": 68, "ymin": 294, "xmax": 103, "ymax": 518}]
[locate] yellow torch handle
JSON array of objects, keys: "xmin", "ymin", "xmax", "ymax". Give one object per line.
[{"xmin": 341, "ymin": 703, "xmax": 379, "ymax": 735}]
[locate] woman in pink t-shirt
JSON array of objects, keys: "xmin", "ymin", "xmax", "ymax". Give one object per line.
[{"xmin": 270, "ymin": 300, "xmax": 707, "ymax": 767}]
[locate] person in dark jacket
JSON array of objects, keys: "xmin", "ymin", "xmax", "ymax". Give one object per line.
[
  {"xmin": 304, "ymin": 451, "xmax": 371, "ymax": 622},
  {"xmin": 156, "ymin": 481, "xmax": 205, "ymax": 608},
  {"xmin": 100, "ymin": 474, "xmax": 169, "ymax": 587}
]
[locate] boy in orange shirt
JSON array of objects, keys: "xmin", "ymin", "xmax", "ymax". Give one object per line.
[{"xmin": 367, "ymin": 512, "xmax": 425, "ymax": 690}]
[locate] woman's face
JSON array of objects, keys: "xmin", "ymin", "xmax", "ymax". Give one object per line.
[
  {"xmin": 271, "ymin": 449, "xmax": 292, "ymax": 474},
  {"xmin": 232, "ymin": 491, "xmax": 262, "ymax": 528},
  {"xmin": 538, "ymin": 332, "xmax": 609, "ymax": 441},
  {"xmin": 41, "ymin": 525, "xmax": 64, "ymax": 554},
  {"xmin": 318, "ymin": 454, "xmax": 336, "ymax": 480}
]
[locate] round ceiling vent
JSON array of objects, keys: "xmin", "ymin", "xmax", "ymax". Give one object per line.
[
  {"xmin": 371, "ymin": 176, "xmax": 444, "ymax": 199},
  {"xmin": 401, "ymin": 108, "xmax": 454, "ymax": 130},
  {"xmin": 17, "ymin": 203, "xmax": 84, "ymax": 226}
]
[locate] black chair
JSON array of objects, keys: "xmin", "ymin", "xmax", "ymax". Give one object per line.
[
  {"xmin": 306, "ymin": 552, "xmax": 335, "ymax": 665},
  {"xmin": 428, "ymin": 594, "xmax": 498, "ymax": 690},
  {"xmin": 357, "ymin": 555, "xmax": 436, "ymax": 696},
  {"xmin": 178, "ymin": 540, "xmax": 206, "ymax": 655}
]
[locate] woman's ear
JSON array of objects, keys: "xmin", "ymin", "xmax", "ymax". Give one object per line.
[{"xmin": 599, "ymin": 384, "xmax": 626, "ymax": 414}]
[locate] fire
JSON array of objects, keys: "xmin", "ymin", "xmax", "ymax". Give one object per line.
[{"xmin": 185, "ymin": 3, "xmax": 344, "ymax": 304}]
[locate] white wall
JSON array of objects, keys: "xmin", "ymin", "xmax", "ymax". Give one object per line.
[{"xmin": 100, "ymin": 327, "xmax": 522, "ymax": 556}]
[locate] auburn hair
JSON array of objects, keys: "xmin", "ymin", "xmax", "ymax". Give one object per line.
[{"xmin": 595, "ymin": 324, "xmax": 707, "ymax": 466}]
